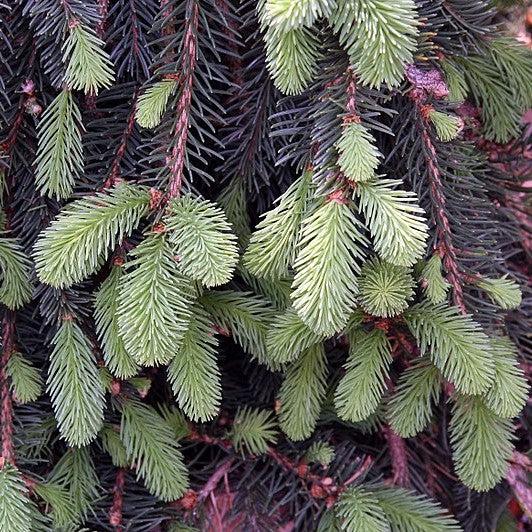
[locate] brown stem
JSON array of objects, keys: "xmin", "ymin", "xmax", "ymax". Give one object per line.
[
  {"xmin": 1, "ymin": 314, "xmax": 15, "ymax": 465},
  {"xmin": 383, "ymin": 425, "xmax": 410, "ymax": 488},
  {"xmin": 167, "ymin": 1, "xmax": 199, "ymax": 199},
  {"xmin": 109, "ymin": 468, "xmax": 126, "ymax": 531},
  {"xmin": 413, "ymin": 97, "xmax": 467, "ymax": 313}
]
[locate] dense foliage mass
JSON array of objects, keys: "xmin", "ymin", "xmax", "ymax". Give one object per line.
[{"xmin": 0, "ymin": 1, "xmax": 530, "ymax": 530}]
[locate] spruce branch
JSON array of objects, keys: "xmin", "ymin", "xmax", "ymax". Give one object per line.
[
  {"xmin": 450, "ymin": 395, "xmax": 514, "ymax": 492},
  {"xmin": 6, "ymin": 352, "xmax": 43, "ymax": 405},
  {"xmin": 164, "ymin": 195, "xmax": 239, "ymax": 287},
  {"xmin": 291, "ymin": 195, "xmax": 367, "ymax": 336},
  {"xmin": 278, "ymin": 344, "xmax": 328, "ymax": 441},
  {"xmin": 419, "ymin": 255, "xmax": 450, "ymax": 305},
  {"xmin": 358, "ymin": 259, "xmax": 414, "ymax": 318},
  {"xmin": 167, "ymin": 304, "xmax": 222, "ymax": 422},
  {"xmin": 476, "ymin": 275, "xmax": 522, "ymax": 310},
  {"xmin": 387, "ymin": 359, "xmax": 442, "ymax": 438},
  {"xmin": 0, "ymin": 463, "xmax": 31, "ymax": 532},
  {"xmin": 330, "ymin": 0, "xmax": 419, "ymax": 88},
  {"xmin": 63, "ymin": 22, "xmax": 115, "ymax": 94},
  {"xmin": 117, "ymin": 233, "xmax": 193, "ymax": 366},
  {"xmin": 0, "ymin": 235, "xmax": 32, "ymax": 310},
  {"xmin": 261, "ymin": 0, "xmax": 336, "ymax": 32},
  {"xmin": 135, "ymin": 79, "xmax": 177, "ymax": 129},
  {"xmin": 34, "ymin": 183, "xmax": 150, "ymax": 288},
  {"xmin": 94, "ymin": 265, "xmax": 139, "ymax": 379},
  {"xmin": 334, "ymin": 328, "xmax": 392, "ymax": 423},
  {"xmin": 47, "ymin": 319, "xmax": 105, "ymax": 447},
  {"xmin": 405, "ymin": 302, "xmax": 494, "ymax": 395},
  {"xmin": 120, "ymin": 399, "xmax": 189, "ymax": 501},
  {"xmin": 244, "ymin": 171, "xmax": 313, "ymax": 279},
  {"xmin": 230, "ymin": 407, "xmax": 278, "ymax": 456},
  {"xmin": 484, "ymin": 337, "xmax": 528, "ymax": 419},
  {"xmin": 34, "ymin": 90, "xmax": 83, "ymax": 200},
  {"xmin": 355, "ymin": 180, "xmax": 428, "ymax": 267}
]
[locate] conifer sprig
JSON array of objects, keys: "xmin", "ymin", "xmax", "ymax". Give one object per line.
[
  {"xmin": 34, "ymin": 184, "xmax": 150, "ymax": 288},
  {"xmin": 117, "ymin": 233, "xmax": 193, "ymax": 366},
  {"xmin": 278, "ymin": 344, "xmax": 328, "ymax": 441},
  {"xmin": 34, "ymin": 90, "xmax": 84, "ymax": 200},
  {"xmin": 135, "ymin": 79, "xmax": 177, "ymax": 129},
  {"xmin": 47, "ymin": 319, "xmax": 105, "ymax": 447},
  {"xmin": 244, "ymin": 171, "xmax": 312, "ymax": 279},
  {"xmin": 335, "ymin": 328, "xmax": 392, "ymax": 422},
  {"xmin": 330, "ymin": 0, "xmax": 419, "ymax": 88},
  {"xmin": 387, "ymin": 359, "xmax": 442, "ymax": 438},
  {"xmin": 231, "ymin": 407, "xmax": 278, "ymax": 455},
  {"xmin": 405, "ymin": 302, "xmax": 494, "ymax": 395},
  {"xmin": 167, "ymin": 304, "xmax": 222, "ymax": 422},
  {"xmin": 355, "ymin": 179, "xmax": 428, "ymax": 267},
  {"xmin": 94, "ymin": 266, "xmax": 139, "ymax": 379},
  {"xmin": 6, "ymin": 352, "xmax": 43, "ymax": 404},
  {"xmin": 120, "ymin": 399, "xmax": 189, "ymax": 501},
  {"xmin": 63, "ymin": 23, "xmax": 114, "ymax": 94},
  {"xmin": 420, "ymin": 255, "xmax": 450, "ymax": 305},
  {"xmin": 164, "ymin": 195, "xmax": 239, "ymax": 287},
  {"xmin": 450, "ymin": 395, "xmax": 514, "ymax": 491},
  {"xmin": 0, "ymin": 464, "xmax": 31, "ymax": 532},
  {"xmin": 0, "ymin": 235, "xmax": 33, "ymax": 310},
  {"xmin": 291, "ymin": 196, "xmax": 367, "ymax": 336}
]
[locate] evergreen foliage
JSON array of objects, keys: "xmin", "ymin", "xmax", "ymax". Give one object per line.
[
  {"xmin": 47, "ymin": 319, "xmax": 105, "ymax": 447},
  {"xmin": 278, "ymin": 343, "xmax": 328, "ymax": 440},
  {"xmin": 117, "ymin": 233, "xmax": 193, "ymax": 366},
  {"xmin": 120, "ymin": 399, "xmax": 189, "ymax": 501},
  {"xmin": 0, "ymin": 0, "xmax": 530, "ymax": 529},
  {"xmin": 291, "ymin": 197, "xmax": 367, "ymax": 336},
  {"xmin": 34, "ymin": 90, "xmax": 84, "ymax": 199},
  {"xmin": 0, "ymin": 235, "xmax": 32, "ymax": 310}
]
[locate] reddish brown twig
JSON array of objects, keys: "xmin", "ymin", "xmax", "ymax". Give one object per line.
[
  {"xmin": 109, "ymin": 468, "xmax": 126, "ymax": 531},
  {"xmin": 383, "ymin": 425, "xmax": 410, "ymax": 488},
  {"xmin": 1, "ymin": 314, "xmax": 15, "ymax": 465}
]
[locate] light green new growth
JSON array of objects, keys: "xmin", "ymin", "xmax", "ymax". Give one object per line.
[
  {"xmin": 420, "ymin": 255, "xmax": 450, "ymax": 304},
  {"xmin": 450, "ymin": 395, "xmax": 514, "ymax": 492},
  {"xmin": 244, "ymin": 171, "xmax": 312, "ymax": 279},
  {"xmin": 484, "ymin": 337, "xmax": 528, "ymax": 419},
  {"xmin": 335, "ymin": 328, "xmax": 392, "ymax": 422},
  {"xmin": 6, "ymin": 352, "xmax": 43, "ymax": 404},
  {"xmin": 330, "ymin": 0, "xmax": 419, "ymax": 88},
  {"xmin": 262, "ymin": 0, "xmax": 336, "ymax": 32},
  {"xmin": 34, "ymin": 183, "xmax": 150, "ymax": 288},
  {"xmin": 335, "ymin": 487, "xmax": 389, "ymax": 532},
  {"xmin": 476, "ymin": 275, "xmax": 522, "ymax": 310},
  {"xmin": 120, "ymin": 399, "xmax": 189, "ymax": 501},
  {"xmin": 165, "ymin": 195, "xmax": 239, "ymax": 287},
  {"xmin": 266, "ymin": 307, "xmax": 323, "ymax": 365},
  {"xmin": 291, "ymin": 198, "xmax": 367, "ymax": 336},
  {"xmin": 264, "ymin": 25, "xmax": 320, "ymax": 95},
  {"xmin": 94, "ymin": 266, "xmax": 139, "ymax": 379},
  {"xmin": 47, "ymin": 320, "xmax": 105, "ymax": 447},
  {"xmin": 278, "ymin": 344, "xmax": 328, "ymax": 441},
  {"xmin": 63, "ymin": 23, "xmax": 114, "ymax": 94},
  {"xmin": 0, "ymin": 235, "xmax": 32, "ymax": 309},
  {"xmin": 136, "ymin": 79, "xmax": 177, "ymax": 128},
  {"xmin": 34, "ymin": 90, "xmax": 83, "ymax": 200},
  {"xmin": 167, "ymin": 304, "xmax": 222, "ymax": 422},
  {"xmin": 99, "ymin": 424, "xmax": 129, "ymax": 468},
  {"xmin": 231, "ymin": 407, "xmax": 278, "ymax": 455},
  {"xmin": 336, "ymin": 121, "xmax": 382, "ymax": 183},
  {"xmin": 356, "ymin": 179, "xmax": 428, "ymax": 267},
  {"xmin": 388, "ymin": 358, "xmax": 441, "ymax": 438},
  {"xmin": 358, "ymin": 259, "xmax": 414, "ymax": 317},
  {"xmin": 305, "ymin": 441, "xmax": 335, "ymax": 467},
  {"xmin": 200, "ymin": 290, "xmax": 274, "ymax": 364},
  {"xmin": 117, "ymin": 233, "xmax": 193, "ymax": 366},
  {"xmin": 48, "ymin": 448, "xmax": 100, "ymax": 521},
  {"xmin": 372, "ymin": 487, "xmax": 462, "ymax": 531},
  {"xmin": 405, "ymin": 302, "xmax": 494, "ymax": 395},
  {"xmin": 441, "ymin": 60, "xmax": 468, "ymax": 102},
  {"xmin": 428, "ymin": 110, "xmax": 463, "ymax": 142},
  {"xmin": 0, "ymin": 464, "xmax": 31, "ymax": 532},
  {"xmin": 33, "ymin": 481, "xmax": 77, "ymax": 528}
]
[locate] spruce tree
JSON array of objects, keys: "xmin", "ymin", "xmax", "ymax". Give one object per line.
[{"xmin": 0, "ymin": 1, "xmax": 530, "ymax": 530}]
